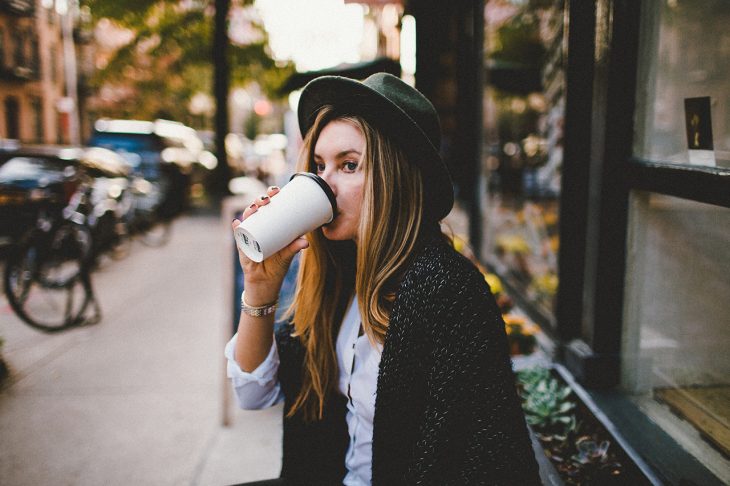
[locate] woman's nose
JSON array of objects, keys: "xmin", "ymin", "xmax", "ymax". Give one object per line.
[{"xmin": 320, "ymin": 170, "xmax": 336, "ymax": 196}]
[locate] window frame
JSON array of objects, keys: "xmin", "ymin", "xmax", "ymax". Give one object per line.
[
  {"xmin": 558, "ymin": 1, "xmax": 729, "ymax": 484},
  {"xmin": 626, "ymin": 157, "xmax": 730, "ymax": 208}
]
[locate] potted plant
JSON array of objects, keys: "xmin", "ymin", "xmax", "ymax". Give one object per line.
[{"xmin": 516, "ymin": 367, "xmax": 652, "ymax": 485}]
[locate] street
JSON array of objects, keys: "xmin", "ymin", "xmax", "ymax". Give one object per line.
[{"xmin": 0, "ymin": 209, "xmax": 281, "ymax": 486}]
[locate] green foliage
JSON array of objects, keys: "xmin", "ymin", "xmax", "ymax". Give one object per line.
[
  {"xmin": 517, "ymin": 367, "xmax": 576, "ymax": 436},
  {"xmin": 82, "ymin": 0, "xmax": 294, "ymax": 125},
  {"xmin": 83, "ymin": 0, "xmax": 171, "ymax": 28},
  {"xmin": 568, "ymin": 436, "xmax": 623, "ymax": 483},
  {"xmin": 572, "ymin": 437, "xmax": 610, "ymax": 465},
  {"xmin": 517, "ymin": 367, "xmax": 628, "ymax": 484},
  {"xmin": 488, "ymin": 11, "xmax": 545, "ymax": 66}
]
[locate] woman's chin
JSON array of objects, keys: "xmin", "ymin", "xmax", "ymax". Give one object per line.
[
  {"xmin": 322, "ymin": 224, "xmax": 354, "ymax": 242},
  {"xmin": 322, "ymin": 227, "xmax": 343, "ymax": 241}
]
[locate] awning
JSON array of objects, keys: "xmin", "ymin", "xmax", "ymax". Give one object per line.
[{"xmin": 279, "ymin": 57, "xmax": 401, "ymax": 94}]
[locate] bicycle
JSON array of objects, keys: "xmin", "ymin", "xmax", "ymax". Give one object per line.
[{"xmin": 3, "ymin": 208, "xmax": 100, "ymax": 332}]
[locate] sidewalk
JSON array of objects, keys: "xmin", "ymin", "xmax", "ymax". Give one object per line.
[{"xmin": 0, "ymin": 209, "xmax": 281, "ymax": 486}]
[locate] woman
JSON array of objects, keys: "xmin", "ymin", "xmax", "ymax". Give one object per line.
[{"xmin": 226, "ymin": 73, "xmax": 540, "ymax": 485}]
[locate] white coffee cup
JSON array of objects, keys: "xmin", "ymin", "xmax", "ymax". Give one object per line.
[{"xmin": 234, "ymin": 172, "xmax": 337, "ymax": 262}]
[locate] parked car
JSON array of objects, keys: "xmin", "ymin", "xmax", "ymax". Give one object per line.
[
  {"xmin": 0, "ymin": 145, "xmax": 129, "ymax": 250},
  {"xmin": 88, "ymin": 119, "xmax": 213, "ymax": 218}
]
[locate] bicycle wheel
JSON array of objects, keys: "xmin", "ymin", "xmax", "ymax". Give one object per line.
[
  {"xmin": 4, "ymin": 227, "xmax": 98, "ymax": 333},
  {"xmin": 36, "ymin": 223, "xmax": 93, "ymax": 288}
]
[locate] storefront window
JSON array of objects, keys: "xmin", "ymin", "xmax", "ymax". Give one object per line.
[
  {"xmin": 622, "ymin": 193, "xmax": 730, "ymax": 482},
  {"xmin": 624, "ymin": 4, "xmax": 730, "ymax": 479},
  {"xmin": 482, "ymin": 1, "xmax": 564, "ymax": 325},
  {"xmin": 634, "ymin": 0, "xmax": 730, "ymax": 169}
]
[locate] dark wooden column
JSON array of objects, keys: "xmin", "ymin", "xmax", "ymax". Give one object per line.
[
  {"xmin": 563, "ymin": 0, "xmax": 641, "ymax": 388},
  {"xmin": 555, "ymin": 1, "xmax": 596, "ymax": 343},
  {"xmin": 411, "ymin": 0, "xmax": 484, "ymax": 255},
  {"xmin": 454, "ymin": 0, "xmax": 484, "ymax": 259}
]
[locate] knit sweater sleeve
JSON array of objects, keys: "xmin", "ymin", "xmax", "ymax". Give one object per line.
[{"xmin": 400, "ymin": 247, "xmax": 540, "ymax": 485}]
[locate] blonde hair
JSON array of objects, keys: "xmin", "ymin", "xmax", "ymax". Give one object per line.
[{"xmin": 286, "ymin": 106, "xmax": 425, "ymax": 420}]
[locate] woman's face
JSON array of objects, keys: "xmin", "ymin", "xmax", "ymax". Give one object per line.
[{"xmin": 313, "ymin": 119, "xmax": 366, "ymax": 244}]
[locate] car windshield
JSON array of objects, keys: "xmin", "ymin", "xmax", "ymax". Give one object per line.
[
  {"xmin": 88, "ymin": 133, "xmax": 164, "ymax": 154},
  {"xmin": 88, "ymin": 132, "xmax": 166, "ymax": 180},
  {"xmin": 0, "ymin": 157, "xmax": 74, "ymax": 185}
]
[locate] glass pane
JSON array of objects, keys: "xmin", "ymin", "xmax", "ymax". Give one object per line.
[
  {"xmin": 634, "ymin": 0, "xmax": 730, "ymax": 168},
  {"xmin": 622, "ymin": 192, "xmax": 730, "ymax": 482},
  {"xmin": 482, "ymin": 1, "xmax": 564, "ymax": 325}
]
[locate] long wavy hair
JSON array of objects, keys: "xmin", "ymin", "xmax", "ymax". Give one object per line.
[{"xmin": 286, "ymin": 105, "xmax": 426, "ymax": 421}]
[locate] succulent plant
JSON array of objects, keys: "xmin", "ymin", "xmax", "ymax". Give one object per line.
[
  {"xmin": 572, "ymin": 437, "xmax": 610, "ymax": 464},
  {"xmin": 516, "ymin": 366, "xmax": 551, "ymax": 390},
  {"xmin": 571, "ymin": 436, "xmax": 624, "ymax": 482},
  {"xmin": 517, "ymin": 367, "xmax": 576, "ymax": 435},
  {"xmin": 516, "ymin": 367, "xmax": 628, "ymax": 484}
]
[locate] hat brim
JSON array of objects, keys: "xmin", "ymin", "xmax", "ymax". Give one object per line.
[{"xmin": 297, "ymin": 76, "xmax": 454, "ymax": 222}]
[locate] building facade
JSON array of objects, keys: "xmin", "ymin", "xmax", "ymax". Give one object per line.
[
  {"xmin": 406, "ymin": 0, "xmax": 729, "ymax": 484},
  {"xmin": 0, "ymin": 0, "xmax": 67, "ymax": 144}
]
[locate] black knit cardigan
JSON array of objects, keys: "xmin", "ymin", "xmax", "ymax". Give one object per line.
[{"xmin": 274, "ymin": 233, "xmax": 541, "ymax": 485}]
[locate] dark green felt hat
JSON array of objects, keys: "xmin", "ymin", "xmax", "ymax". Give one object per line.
[{"xmin": 297, "ymin": 72, "xmax": 454, "ymax": 222}]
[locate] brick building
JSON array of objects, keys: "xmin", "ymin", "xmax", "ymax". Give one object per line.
[{"xmin": 0, "ymin": 0, "xmax": 67, "ymax": 144}]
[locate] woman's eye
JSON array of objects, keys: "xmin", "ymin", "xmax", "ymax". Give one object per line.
[
  {"xmin": 343, "ymin": 161, "xmax": 358, "ymax": 172},
  {"xmin": 314, "ymin": 163, "xmax": 325, "ymax": 173}
]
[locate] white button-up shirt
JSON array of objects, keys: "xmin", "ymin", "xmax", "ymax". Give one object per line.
[{"xmin": 225, "ymin": 297, "xmax": 381, "ymax": 486}]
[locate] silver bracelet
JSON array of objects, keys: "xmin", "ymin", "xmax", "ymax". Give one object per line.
[{"xmin": 241, "ymin": 290, "xmax": 278, "ymax": 317}]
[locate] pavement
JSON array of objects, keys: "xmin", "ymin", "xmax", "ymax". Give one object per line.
[{"xmin": 0, "ymin": 206, "xmax": 282, "ymax": 486}]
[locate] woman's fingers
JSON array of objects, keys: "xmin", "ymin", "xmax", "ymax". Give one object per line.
[
  {"xmin": 233, "ymin": 187, "xmax": 306, "ymax": 273},
  {"xmin": 241, "ymin": 187, "xmax": 279, "ymax": 220},
  {"xmin": 241, "ymin": 201, "xmax": 258, "ymax": 220},
  {"xmin": 282, "ymin": 236, "xmax": 309, "ymax": 260},
  {"xmin": 269, "ymin": 237, "xmax": 309, "ymax": 274}
]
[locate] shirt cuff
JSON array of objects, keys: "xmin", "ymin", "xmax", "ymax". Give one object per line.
[{"xmin": 224, "ymin": 333, "xmax": 279, "ymax": 387}]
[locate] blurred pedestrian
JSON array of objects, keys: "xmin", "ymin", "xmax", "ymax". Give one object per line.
[{"xmin": 225, "ymin": 73, "xmax": 540, "ymax": 485}]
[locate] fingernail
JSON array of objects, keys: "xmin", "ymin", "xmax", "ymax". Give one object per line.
[
  {"xmin": 249, "ymin": 203, "xmax": 257, "ymax": 209},
  {"xmin": 268, "ymin": 186, "xmax": 279, "ymax": 191},
  {"xmin": 260, "ymin": 195, "xmax": 269, "ymax": 201}
]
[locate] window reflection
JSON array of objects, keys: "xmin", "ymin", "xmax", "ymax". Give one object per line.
[
  {"xmin": 623, "ymin": 193, "xmax": 730, "ymax": 482},
  {"xmin": 483, "ymin": 1, "xmax": 563, "ymax": 325},
  {"xmin": 635, "ymin": 0, "xmax": 730, "ymax": 168}
]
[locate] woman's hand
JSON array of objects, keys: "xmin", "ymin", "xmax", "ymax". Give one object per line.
[{"xmin": 231, "ymin": 185, "xmax": 309, "ymax": 306}]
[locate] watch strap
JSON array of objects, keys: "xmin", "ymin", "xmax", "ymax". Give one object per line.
[{"xmin": 241, "ymin": 290, "xmax": 278, "ymax": 317}]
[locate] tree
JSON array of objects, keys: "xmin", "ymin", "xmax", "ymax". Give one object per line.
[
  {"xmin": 83, "ymin": 0, "xmax": 293, "ymax": 124},
  {"xmin": 82, "ymin": 0, "xmax": 294, "ymax": 194}
]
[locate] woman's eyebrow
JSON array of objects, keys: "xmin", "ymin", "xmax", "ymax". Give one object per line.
[
  {"xmin": 313, "ymin": 149, "xmax": 362, "ymax": 160},
  {"xmin": 336, "ymin": 149, "xmax": 361, "ymax": 157}
]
